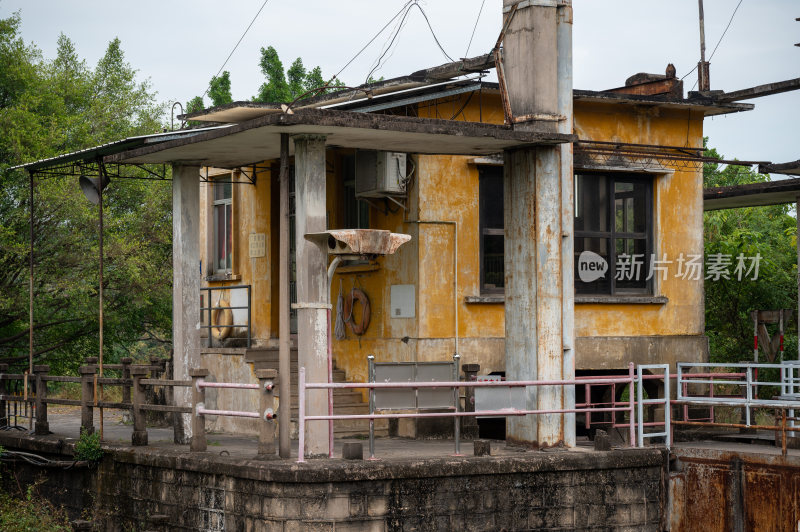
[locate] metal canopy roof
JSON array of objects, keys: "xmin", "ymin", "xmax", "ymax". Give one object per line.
[
  {"xmin": 106, "ymin": 108, "xmax": 574, "ymax": 169},
  {"xmin": 704, "ymin": 178, "xmax": 800, "ymax": 211}
]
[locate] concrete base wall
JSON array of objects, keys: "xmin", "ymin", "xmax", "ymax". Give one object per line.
[{"xmin": 0, "ymin": 434, "xmax": 666, "ymax": 531}]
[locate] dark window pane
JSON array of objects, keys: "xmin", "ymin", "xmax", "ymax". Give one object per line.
[
  {"xmin": 614, "ymin": 179, "xmax": 647, "ymax": 234},
  {"xmin": 615, "ymin": 238, "xmax": 649, "ymax": 292},
  {"xmin": 480, "ymin": 167, "xmax": 503, "ymax": 230},
  {"xmin": 482, "ymin": 234, "xmax": 504, "ymax": 290},
  {"xmin": 575, "ymin": 174, "xmax": 608, "ymax": 233},
  {"xmin": 575, "ymin": 237, "xmax": 611, "ymax": 294}
]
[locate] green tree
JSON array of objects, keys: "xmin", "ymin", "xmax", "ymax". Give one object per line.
[
  {"xmin": 254, "ymin": 46, "xmax": 335, "ymax": 103},
  {"xmin": 0, "ymin": 13, "xmax": 171, "ymax": 374},
  {"xmin": 255, "ymin": 45, "xmax": 289, "ymax": 103},
  {"xmin": 703, "ymin": 138, "xmax": 798, "ymax": 363},
  {"xmin": 208, "ymin": 70, "xmax": 232, "ymax": 107}
]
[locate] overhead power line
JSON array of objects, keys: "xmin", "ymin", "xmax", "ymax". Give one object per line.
[
  {"xmin": 708, "ymin": 0, "xmax": 744, "ymax": 61},
  {"xmin": 200, "ymin": 0, "xmax": 272, "ymax": 100},
  {"xmin": 464, "ymin": 0, "xmax": 487, "ymax": 58}
]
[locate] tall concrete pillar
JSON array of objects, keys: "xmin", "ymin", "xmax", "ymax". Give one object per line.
[
  {"xmin": 172, "ymin": 164, "xmax": 202, "ymax": 444},
  {"xmin": 293, "ymin": 135, "xmax": 328, "ymax": 457},
  {"xmin": 502, "ymin": 0, "xmax": 573, "ymax": 448}
]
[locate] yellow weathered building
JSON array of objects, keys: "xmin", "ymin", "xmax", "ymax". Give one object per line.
[{"xmin": 191, "ymin": 71, "xmax": 750, "ymax": 436}]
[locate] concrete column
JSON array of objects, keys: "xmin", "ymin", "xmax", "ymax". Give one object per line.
[
  {"xmin": 502, "ymin": 0, "xmax": 573, "ymax": 448},
  {"xmin": 293, "ymin": 135, "xmax": 328, "ymax": 457},
  {"xmin": 172, "ymin": 164, "xmax": 202, "ymax": 444}
]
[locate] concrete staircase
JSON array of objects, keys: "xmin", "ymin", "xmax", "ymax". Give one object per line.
[{"xmin": 244, "ymin": 348, "xmax": 388, "ymax": 438}]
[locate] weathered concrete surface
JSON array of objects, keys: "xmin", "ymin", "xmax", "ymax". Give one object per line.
[
  {"xmin": 172, "ymin": 164, "xmax": 202, "ymax": 444},
  {"xmin": 670, "ymin": 442, "xmax": 800, "ymax": 532},
  {"xmin": 0, "ymin": 428, "xmax": 666, "ymax": 532}
]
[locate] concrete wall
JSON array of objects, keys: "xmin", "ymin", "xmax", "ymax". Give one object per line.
[{"xmin": 0, "ymin": 435, "xmax": 667, "ymax": 531}]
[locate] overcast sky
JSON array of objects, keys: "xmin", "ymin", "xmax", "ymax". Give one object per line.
[{"xmin": 2, "ymin": 0, "xmax": 798, "ymax": 167}]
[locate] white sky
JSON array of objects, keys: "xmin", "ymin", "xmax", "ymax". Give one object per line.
[{"xmin": 2, "ymin": 0, "xmax": 798, "ymax": 166}]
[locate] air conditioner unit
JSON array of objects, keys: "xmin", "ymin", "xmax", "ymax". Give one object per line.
[{"xmin": 355, "ymin": 150, "xmax": 407, "ymax": 198}]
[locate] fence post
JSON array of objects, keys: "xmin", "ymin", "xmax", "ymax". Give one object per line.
[
  {"xmin": 130, "ymin": 366, "xmax": 149, "ymax": 446},
  {"xmin": 121, "ymin": 358, "xmax": 132, "ymax": 405},
  {"xmin": 33, "ymin": 365, "xmax": 49, "ymax": 435},
  {"xmin": 256, "ymin": 369, "xmax": 277, "ymax": 458},
  {"xmin": 0, "ymin": 363, "xmax": 7, "ymax": 427},
  {"xmin": 80, "ymin": 363, "xmax": 97, "ymax": 434},
  {"xmin": 461, "ymin": 363, "xmax": 480, "ymax": 439},
  {"xmin": 453, "ymin": 353, "xmax": 461, "ymax": 456},
  {"xmin": 190, "ymin": 368, "xmax": 209, "ymax": 452}
]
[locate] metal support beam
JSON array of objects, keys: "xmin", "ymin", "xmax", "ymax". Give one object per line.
[
  {"xmin": 293, "ymin": 134, "xmax": 328, "ymax": 458},
  {"xmin": 171, "ymin": 164, "xmax": 202, "ymax": 444},
  {"xmin": 278, "ymin": 134, "xmax": 291, "ymax": 458}
]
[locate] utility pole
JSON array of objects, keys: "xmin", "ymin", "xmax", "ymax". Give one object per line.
[
  {"xmin": 697, "ymin": 0, "xmax": 711, "ymax": 91},
  {"xmin": 501, "ymin": 0, "xmax": 574, "ymax": 448}
]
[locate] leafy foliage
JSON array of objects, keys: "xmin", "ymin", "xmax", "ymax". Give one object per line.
[
  {"xmin": 254, "ymin": 46, "xmax": 337, "ymax": 103},
  {"xmin": 703, "ymin": 138, "xmax": 798, "ymax": 363},
  {"xmin": 74, "ymin": 428, "xmax": 103, "ymax": 462},
  {"xmin": 0, "ymin": 12, "xmax": 171, "ymax": 374},
  {"xmin": 208, "ymin": 70, "xmax": 232, "ymax": 107},
  {"xmin": 0, "ymin": 480, "xmax": 71, "ymax": 532}
]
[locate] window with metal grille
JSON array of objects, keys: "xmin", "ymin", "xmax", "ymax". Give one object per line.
[
  {"xmin": 574, "ymin": 173, "xmax": 653, "ymax": 295},
  {"xmin": 212, "ymin": 179, "xmax": 233, "ymax": 272}
]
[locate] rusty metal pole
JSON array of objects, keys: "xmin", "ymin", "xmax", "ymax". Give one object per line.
[
  {"xmin": 98, "ymin": 172, "xmax": 104, "ymax": 441},
  {"xmin": 558, "ymin": 0, "xmax": 575, "ymax": 448},
  {"xmin": 27, "ymin": 171, "xmax": 33, "ymax": 426},
  {"xmin": 293, "ymin": 134, "xmax": 329, "ymax": 458},
  {"xmin": 278, "ymin": 133, "xmax": 291, "ymax": 458},
  {"xmin": 697, "ymin": 0, "xmax": 710, "ymax": 91}
]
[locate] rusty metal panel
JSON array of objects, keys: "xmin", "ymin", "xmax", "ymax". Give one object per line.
[
  {"xmin": 744, "ymin": 469, "xmax": 783, "ymax": 531},
  {"xmin": 685, "ymin": 464, "xmax": 730, "ymax": 532}
]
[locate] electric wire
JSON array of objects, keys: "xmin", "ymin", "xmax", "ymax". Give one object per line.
[
  {"xmin": 365, "ymin": 2, "xmax": 416, "ymax": 83},
  {"xmin": 464, "ymin": 0, "xmax": 487, "ymax": 58},
  {"xmin": 708, "ymin": 0, "xmax": 744, "ymax": 61},
  {"xmin": 200, "ymin": 0, "xmax": 272, "ymax": 100},
  {"xmin": 333, "ymin": 1, "xmax": 415, "ymax": 83},
  {"xmin": 410, "ymin": 2, "xmax": 454, "ymax": 63}
]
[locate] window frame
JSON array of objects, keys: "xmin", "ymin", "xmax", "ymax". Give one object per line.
[
  {"xmin": 574, "ymin": 171, "xmax": 654, "ymax": 296},
  {"xmin": 478, "ymin": 165, "xmax": 504, "ymax": 294},
  {"xmin": 212, "ymin": 177, "xmax": 233, "ymax": 274}
]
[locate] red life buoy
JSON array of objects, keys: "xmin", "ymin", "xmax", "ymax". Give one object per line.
[{"xmin": 343, "ymin": 288, "xmax": 371, "ymax": 336}]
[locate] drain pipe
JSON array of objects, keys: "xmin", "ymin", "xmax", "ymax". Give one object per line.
[
  {"xmin": 325, "ymin": 255, "xmax": 345, "ymax": 458},
  {"xmin": 404, "ymin": 220, "xmax": 459, "ymax": 357}
]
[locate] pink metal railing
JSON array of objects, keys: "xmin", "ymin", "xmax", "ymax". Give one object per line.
[{"xmin": 296, "ymin": 364, "xmax": 637, "ymax": 462}]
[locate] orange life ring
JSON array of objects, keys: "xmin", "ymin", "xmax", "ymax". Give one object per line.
[
  {"xmin": 343, "ymin": 289, "xmax": 371, "ymax": 336},
  {"xmin": 211, "ymin": 299, "xmax": 233, "ymax": 340}
]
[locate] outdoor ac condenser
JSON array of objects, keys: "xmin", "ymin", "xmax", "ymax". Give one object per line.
[{"xmin": 355, "ymin": 150, "xmax": 406, "ymax": 198}]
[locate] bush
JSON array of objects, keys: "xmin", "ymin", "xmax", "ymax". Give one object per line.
[
  {"xmin": 74, "ymin": 428, "xmax": 103, "ymax": 462},
  {"xmin": 0, "ymin": 480, "xmax": 71, "ymax": 532}
]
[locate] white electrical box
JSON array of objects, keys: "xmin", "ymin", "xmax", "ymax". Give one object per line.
[
  {"xmin": 355, "ymin": 150, "xmax": 407, "ymax": 198},
  {"xmin": 390, "ymin": 284, "xmax": 415, "ymax": 318}
]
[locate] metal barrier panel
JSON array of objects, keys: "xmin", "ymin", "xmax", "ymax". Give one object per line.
[
  {"xmin": 374, "ymin": 364, "xmax": 415, "ymax": 410},
  {"xmin": 373, "ymin": 361, "xmax": 457, "ymax": 410},
  {"xmin": 475, "ymin": 375, "xmax": 525, "ymax": 416},
  {"xmin": 637, "ymin": 364, "xmax": 671, "ymax": 448}
]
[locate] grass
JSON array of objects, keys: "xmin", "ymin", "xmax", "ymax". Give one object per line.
[{"xmin": 0, "ymin": 477, "xmax": 72, "ymax": 532}]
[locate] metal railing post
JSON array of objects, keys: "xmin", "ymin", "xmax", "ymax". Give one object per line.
[
  {"xmin": 298, "ymin": 367, "xmax": 306, "ymax": 463},
  {"xmin": 453, "ymin": 353, "xmax": 461, "ymax": 455},
  {"xmin": 256, "ymin": 369, "xmax": 277, "ymax": 458},
  {"xmin": 664, "ymin": 364, "xmax": 671, "ymax": 448},
  {"xmin": 745, "ymin": 366, "xmax": 752, "ymax": 427},
  {"xmin": 131, "ymin": 366, "xmax": 148, "ymax": 446},
  {"xmin": 33, "ymin": 364, "xmax": 49, "ymax": 435},
  {"xmin": 367, "ymin": 356, "xmax": 375, "ymax": 460},
  {"xmin": 79, "ymin": 363, "xmax": 96, "ymax": 435},
  {"xmin": 190, "ymin": 368, "xmax": 209, "ymax": 452},
  {"xmin": 635, "ymin": 363, "xmax": 643, "ymax": 447}
]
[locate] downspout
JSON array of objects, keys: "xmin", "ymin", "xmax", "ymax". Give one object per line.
[{"xmin": 404, "ymin": 220, "xmax": 459, "ymax": 356}]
